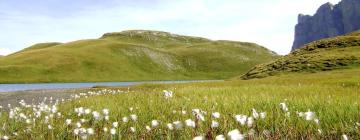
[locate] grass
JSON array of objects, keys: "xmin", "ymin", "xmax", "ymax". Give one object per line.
[
  {"xmin": 0, "ymin": 68, "xmax": 359, "ymax": 139},
  {"xmin": 241, "ymin": 30, "xmax": 360, "ymax": 79},
  {"xmin": 0, "ymin": 30, "xmax": 277, "ymax": 83}
]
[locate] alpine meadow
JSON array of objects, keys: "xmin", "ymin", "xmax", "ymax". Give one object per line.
[{"xmin": 0, "ymin": 0, "xmax": 359, "ymax": 140}]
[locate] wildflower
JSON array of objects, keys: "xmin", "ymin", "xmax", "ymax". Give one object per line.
[
  {"xmin": 192, "ymin": 109, "xmax": 201, "ymax": 115},
  {"xmin": 84, "ymin": 109, "xmax": 91, "ymax": 114},
  {"xmin": 26, "ymin": 119, "xmax": 32, "ymax": 124},
  {"xmin": 102, "ymin": 109, "xmax": 109, "ymax": 115},
  {"xmin": 173, "ymin": 121, "xmax": 183, "ymax": 129},
  {"xmin": 252, "ymin": 109, "xmax": 259, "ymax": 119},
  {"xmin": 279, "ymin": 102, "xmax": 288, "ymax": 112},
  {"xmin": 130, "ymin": 114, "xmax": 137, "ymax": 121},
  {"xmin": 247, "ymin": 117, "xmax": 254, "ymax": 127},
  {"xmin": 112, "ymin": 122, "xmax": 119, "ymax": 128},
  {"xmin": 151, "ymin": 120, "xmax": 159, "ymax": 128},
  {"xmin": 80, "ymin": 119, "xmax": 86, "ymax": 123},
  {"xmin": 227, "ymin": 129, "xmax": 245, "ymax": 140},
  {"xmin": 260, "ymin": 112, "xmax": 266, "ymax": 119},
  {"xmin": 185, "ymin": 119, "xmax": 196, "ymax": 128},
  {"xmin": 48, "ymin": 125, "xmax": 53, "ymax": 130},
  {"xmin": 110, "ymin": 128, "xmax": 116, "ymax": 135},
  {"xmin": 92, "ymin": 111, "xmax": 100, "ymax": 120},
  {"xmin": 146, "ymin": 125, "xmax": 151, "ymax": 131},
  {"xmin": 215, "ymin": 135, "xmax": 225, "ymax": 140},
  {"xmin": 304, "ymin": 111, "xmax": 315, "ymax": 121},
  {"xmin": 74, "ymin": 128, "xmax": 80, "ymax": 135},
  {"xmin": 2, "ymin": 136, "xmax": 9, "ymax": 140},
  {"xmin": 129, "ymin": 107, "xmax": 133, "ymax": 112},
  {"xmin": 104, "ymin": 115, "xmax": 110, "ymax": 121},
  {"xmin": 211, "ymin": 120, "xmax": 219, "ymax": 128},
  {"xmin": 167, "ymin": 123, "xmax": 174, "ymax": 130},
  {"xmin": 212, "ymin": 112, "xmax": 220, "ymax": 119},
  {"xmin": 193, "ymin": 136, "xmax": 204, "ymax": 140},
  {"xmin": 181, "ymin": 110, "xmax": 187, "ymax": 115},
  {"xmin": 130, "ymin": 127, "xmax": 136, "ymax": 132},
  {"xmin": 196, "ymin": 114, "xmax": 205, "ymax": 121},
  {"xmin": 314, "ymin": 119, "xmax": 320, "ymax": 125},
  {"xmin": 122, "ymin": 117, "xmax": 129, "ymax": 123},
  {"xmin": 235, "ymin": 115, "xmax": 247, "ymax": 125},
  {"xmin": 163, "ymin": 90, "xmax": 173, "ymax": 99},
  {"xmin": 65, "ymin": 119, "xmax": 72, "ymax": 125},
  {"xmin": 87, "ymin": 128, "xmax": 94, "ymax": 135},
  {"xmin": 103, "ymin": 127, "xmax": 108, "ymax": 132},
  {"xmin": 342, "ymin": 134, "xmax": 348, "ymax": 140},
  {"xmin": 76, "ymin": 122, "xmax": 82, "ymax": 128},
  {"xmin": 297, "ymin": 112, "xmax": 305, "ymax": 117}
]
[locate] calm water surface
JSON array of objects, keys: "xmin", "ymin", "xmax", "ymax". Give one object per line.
[{"xmin": 0, "ymin": 80, "xmax": 218, "ymax": 92}]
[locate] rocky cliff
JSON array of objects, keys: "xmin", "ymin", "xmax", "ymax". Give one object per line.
[{"xmin": 292, "ymin": 0, "xmax": 360, "ymax": 51}]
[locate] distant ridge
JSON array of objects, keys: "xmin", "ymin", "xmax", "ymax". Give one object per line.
[
  {"xmin": 242, "ymin": 30, "xmax": 360, "ymax": 79},
  {"xmin": 0, "ymin": 30, "xmax": 278, "ymax": 83},
  {"xmin": 292, "ymin": 0, "xmax": 360, "ymax": 51}
]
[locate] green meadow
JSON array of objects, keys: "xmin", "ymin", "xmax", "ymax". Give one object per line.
[{"xmin": 0, "ymin": 68, "xmax": 359, "ymax": 139}]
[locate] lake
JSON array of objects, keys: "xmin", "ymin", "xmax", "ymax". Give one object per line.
[{"xmin": 0, "ymin": 80, "xmax": 218, "ymax": 92}]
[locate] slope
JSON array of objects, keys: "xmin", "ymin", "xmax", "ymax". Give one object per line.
[
  {"xmin": 241, "ymin": 30, "xmax": 360, "ymax": 79},
  {"xmin": 0, "ymin": 30, "xmax": 278, "ymax": 83}
]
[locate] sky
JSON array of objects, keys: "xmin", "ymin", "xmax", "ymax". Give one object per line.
[{"xmin": 0, "ymin": 0, "xmax": 342, "ymax": 55}]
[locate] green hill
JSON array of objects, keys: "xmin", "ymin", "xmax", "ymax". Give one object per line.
[
  {"xmin": 241, "ymin": 30, "xmax": 360, "ymax": 79},
  {"xmin": 0, "ymin": 30, "xmax": 278, "ymax": 83}
]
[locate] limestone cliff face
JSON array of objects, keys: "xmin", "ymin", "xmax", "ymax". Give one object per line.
[{"xmin": 291, "ymin": 0, "xmax": 360, "ymax": 51}]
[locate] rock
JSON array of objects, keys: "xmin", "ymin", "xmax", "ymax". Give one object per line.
[{"xmin": 292, "ymin": 0, "xmax": 360, "ymax": 51}]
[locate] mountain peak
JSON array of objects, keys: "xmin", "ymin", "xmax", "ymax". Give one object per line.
[{"xmin": 291, "ymin": 0, "xmax": 360, "ymax": 51}]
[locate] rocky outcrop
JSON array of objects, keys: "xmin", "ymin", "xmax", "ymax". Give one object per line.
[{"xmin": 292, "ymin": 0, "xmax": 360, "ymax": 51}]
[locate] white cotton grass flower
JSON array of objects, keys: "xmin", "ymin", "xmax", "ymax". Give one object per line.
[
  {"xmin": 2, "ymin": 136, "xmax": 9, "ymax": 140},
  {"xmin": 260, "ymin": 112, "xmax": 266, "ymax": 119},
  {"xmin": 212, "ymin": 112, "xmax": 220, "ymax": 119},
  {"xmin": 65, "ymin": 119, "xmax": 72, "ymax": 125},
  {"xmin": 102, "ymin": 108, "xmax": 109, "ymax": 115},
  {"xmin": 173, "ymin": 121, "xmax": 183, "ymax": 129},
  {"xmin": 193, "ymin": 136, "xmax": 204, "ymax": 140},
  {"xmin": 247, "ymin": 117, "xmax": 254, "ymax": 127},
  {"xmin": 130, "ymin": 114, "xmax": 137, "ymax": 121},
  {"xmin": 279, "ymin": 102, "xmax": 288, "ymax": 112},
  {"xmin": 92, "ymin": 111, "xmax": 100, "ymax": 120},
  {"xmin": 146, "ymin": 125, "xmax": 151, "ymax": 131},
  {"xmin": 84, "ymin": 108, "xmax": 91, "ymax": 114},
  {"xmin": 112, "ymin": 122, "xmax": 119, "ymax": 128},
  {"xmin": 48, "ymin": 125, "xmax": 53, "ymax": 130},
  {"xmin": 314, "ymin": 119, "xmax": 320, "ymax": 125},
  {"xmin": 167, "ymin": 123, "xmax": 174, "ymax": 130},
  {"xmin": 181, "ymin": 110, "xmax": 187, "ymax": 115},
  {"xmin": 235, "ymin": 115, "xmax": 247, "ymax": 126},
  {"xmin": 110, "ymin": 128, "xmax": 116, "ymax": 135},
  {"xmin": 74, "ymin": 128, "xmax": 80, "ymax": 135},
  {"xmin": 76, "ymin": 122, "xmax": 82, "ymax": 128},
  {"xmin": 163, "ymin": 90, "xmax": 173, "ymax": 99},
  {"xmin": 196, "ymin": 114, "xmax": 205, "ymax": 121},
  {"xmin": 87, "ymin": 128, "xmax": 94, "ymax": 135},
  {"xmin": 185, "ymin": 119, "xmax": 196, "ymax": 128},
  {"xmin": 151, "ymin": 120, "xmax": 159, "ymax": 128},
  {"xmin": 252, "ymin": 109, "xmax": 259, "ymax": 119},
  {"xmin": 227, "ymin": 129, "xmax": 245, "ymax": 140},
  {"xmin": 130, "ymin": 127, "xmax": 136, "ymax": 133},
  {"xmin": 192, "ymin": 109, "xmax": 201, "ymax": 115},
  {"xmin": 317, "ymin": 129, "xmax": 322, "ymax": 134},
  {"xmin": 342, "ymin": 134, "xmax": 348, "ymax": 140},
  {"xmin": 122, "ymin": 117, "xmax": 129, "ymax": 123},
  {"xmin": 103, "ymin": 127, "xmax": 108, "ymax": 132},
  {"xmin": 104, "ymin": 115, "xmax": 110, "ymax": 121},
  {"xmin": 304, "ymin": 111, "xmax": 316, "ymax": 121},
  {"xmin": 215, "ymin": 135, "xmax": 225, "ymax": 140},
  {"xmin": 211, "ymin": 120, "xmax": 219, "ymax": 128}
]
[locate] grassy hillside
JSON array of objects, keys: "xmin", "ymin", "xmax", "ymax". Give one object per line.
[
  {"xmin": 0, "ymin": 30, "xmax": 277, "ymax": 83},
  {"xmin": 241, "ymin": 30, "xmax": 360, "ymax": 79},
  {"xmin": 1, "ymin": 68, "xmax": 359, "ymax": 139}
]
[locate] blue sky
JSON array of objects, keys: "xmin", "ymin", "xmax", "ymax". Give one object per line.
[{"xmin": 0, "ymin": 0, "xmax": 341, "ymax": 55}]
